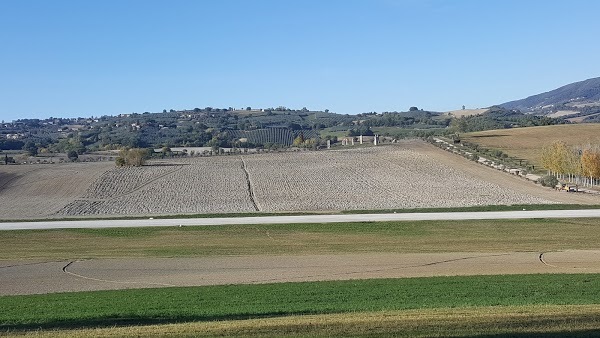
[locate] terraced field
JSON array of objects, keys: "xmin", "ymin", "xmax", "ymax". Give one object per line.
[{"xmin": 2, "ymin": 140, "xmax": 599, "ymax": 219}]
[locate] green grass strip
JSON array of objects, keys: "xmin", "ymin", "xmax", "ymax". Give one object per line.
[
  {"xmin": 341, "ymin": 204, "xmax": 600, "ymax": 214},
  {"xmin": 1, "ymin": 274, "xmax": 599, "ymax": 331},
  {"xmin": 3, "ymin": 218, "xmax": 600, "ymax": 259}
]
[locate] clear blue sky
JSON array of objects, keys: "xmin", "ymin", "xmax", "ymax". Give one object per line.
[{"xmin": 1, "ymin": 0, "xmax": 599, "ymax": 122}]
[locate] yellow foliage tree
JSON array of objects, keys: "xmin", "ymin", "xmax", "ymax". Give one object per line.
[
  {"xmin": 116, "ymin": 148, "xmax": 150, "ymax": 167},
  {"xmin": 292, "ymin": 135, "xmax": 305, "ymax": 147},
  {"xmin": 581, "ymin": 149, "xmax": 600, "ymax": 180},
  {"xmin": 542, "ymin": 141, "xmax": 568, "ymax": 176},
  {"xmin": 540, "ymin": 144, "xmax": 554, "ymax": 174}
]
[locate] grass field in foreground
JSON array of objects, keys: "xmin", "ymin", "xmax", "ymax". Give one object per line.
[
  {"xmin": 5, "ymin": 305, "xmax": 600, "ymax": 337},
  {"xmin": 0, "ymin": 218, "xmax": 599, "ymax": 259},
  {"xmin": 1, "ymin": 274, "xmax": 600, "ymax": 332}
]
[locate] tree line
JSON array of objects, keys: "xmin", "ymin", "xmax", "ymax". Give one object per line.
[{"xmin": 541, "ymin": 141, "xmax": 600, "ymax": 187}]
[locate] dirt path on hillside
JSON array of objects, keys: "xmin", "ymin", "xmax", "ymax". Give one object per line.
[
  {"xmin": 2, "ymin": 251, "xmax": 599, "ymax": 296},
  {"xmin": 415, "ymin": 141, "xmax": 600, "ymax": 204}
]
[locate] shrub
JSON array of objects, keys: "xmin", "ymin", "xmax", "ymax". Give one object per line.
[
  {"xmin": 115, "ymin": 148, "xmax": 149, "ymax": 167},
  {"xmin": 538, "ymin": 175, "xmax": 558, "ymax": 187},
  {"xmin": 491, "ymin": 149, "xmax": 503, "ymax": 157},
  {"xmin": 67, "ymin": 150, "xmax": 79, "ymax": 162}
]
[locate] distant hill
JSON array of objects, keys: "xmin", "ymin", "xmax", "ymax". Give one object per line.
[
  {"xmin": 443, "ymin": 108, "xmax": 489, "ymax": 118},
  {"xmin": 500, "ymin": 77, "xmax": 600, "ymax": 116}
]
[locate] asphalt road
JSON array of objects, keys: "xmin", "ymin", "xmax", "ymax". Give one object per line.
[{"xmin": 2, "ymin": 209, "xmax": 600, "ymax": 231}]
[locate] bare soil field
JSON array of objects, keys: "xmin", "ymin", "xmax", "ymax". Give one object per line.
[
  {"xmin": 547, "ymin": 110, "xmax": 579, "ymax": 118},
  {"xmin": 2, "ymin": 250, "xmax": 599, "ymax": 296},
  {"xmin": 568, "ymin": 112, "xmax": 600, "ymax": 123},
  {"xmin": 1, "ymin": 140, "xmax": 598, "ymax": 220},
  {"xmin": 58, "ymin": 157, "xmax": 256, "ymax": 216},
  {"xmin": 414, "ymin": 141, "xmax": 600, "ymax": 204},
  {"xmin": 0, "ymin": 162, "xmax": 112, "ymax": 219}
]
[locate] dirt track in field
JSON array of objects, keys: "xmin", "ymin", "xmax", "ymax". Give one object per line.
[{"xmin": 2, "ymin": 250, "xmax": 600, "ymax": 296}]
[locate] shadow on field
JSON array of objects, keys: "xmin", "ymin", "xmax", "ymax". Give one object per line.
[
  {"xmin": 0, "ymin": 312, "xmax": 316, "ymax": 332},
  {"xmin": 470, "ymin": 134, "xmax": 510, "ymax": 138},
  {"xmin": 3, "ymin": 317, "xmax": 600, "ymax": 337},
  {"xmin": 0, "ymin": 172, "xmax": 18, "ymax": 191},
  {"xmin": 475, "ymin": 331, "xmax": 600, "ymax": 338}
]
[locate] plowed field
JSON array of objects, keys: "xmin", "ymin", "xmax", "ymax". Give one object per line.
[{"xmin": 1, "ymin": 140, "xmax": 599, "ymax": 220}]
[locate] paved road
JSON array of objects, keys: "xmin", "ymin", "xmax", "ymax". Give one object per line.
[{"xmin": 2, "ymin": 209, "xmax": 600, "ymax": 231}]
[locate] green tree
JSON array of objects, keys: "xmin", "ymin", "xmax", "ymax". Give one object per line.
[
  {"xmin": 23, "ymin": 141, "xmax": 38, "ymax": 156},
  {"xmin": 161, "ymin": 147, "xmax": 172, "ymax": 158},
  {"xmin": 450, "ymin": 117, "xmax": 468, "ymax": 133},
  {"xmin": 67, "ymin": 150, "xmax": 79, "ymax": 162}
]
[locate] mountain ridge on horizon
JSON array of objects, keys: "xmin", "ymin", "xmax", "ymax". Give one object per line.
[{"xmin": 500, "ymin": 77, "xmax": 600, "ymax": 114}]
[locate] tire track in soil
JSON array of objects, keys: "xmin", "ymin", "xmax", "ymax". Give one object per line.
[
  {"xmin": 104, "ymin": 164, "xmax": 185, "ymax": 201},
  {"xmin": 240, "ymin": 156, "xmax": 260, "ymax": 211},
  {"xmin": 71, "ymin": 164, "xmax": 185, "ymax": 203},
  {"xmin": 247, "ymin": 253, "xmax": 512, "ymax": 284},
  {"xmin": 0, "ymin": 260, "xmax": 65, "ymax": 269},
  {"xmin": 62, "ymin": 260, "xmax": 176, "ymax": 287},
  {"xmin": 539, "ymin": 252, "xmax": 561, "ymax": 268}
]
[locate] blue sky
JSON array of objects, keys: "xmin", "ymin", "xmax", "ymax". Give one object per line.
[{"xmin": 1, "ymin": 0, "xmax": 599, "ymax": 121}]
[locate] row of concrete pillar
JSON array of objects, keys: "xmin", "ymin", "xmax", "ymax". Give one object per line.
[{"xmin": 340, "ymin": 135, "xmax": 379, "ymax": 146}]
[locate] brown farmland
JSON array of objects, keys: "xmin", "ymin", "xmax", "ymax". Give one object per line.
[
  {"xmin": 462, "ymin": 124, "xmax": 600, "ymax": 167},
  {"xmin": 3, "ymin": 250, "xmax": 600, "ymax": 296},
  {"xmin": 1, "ymin": 140, "xmax": 599, "ymax": 220}
]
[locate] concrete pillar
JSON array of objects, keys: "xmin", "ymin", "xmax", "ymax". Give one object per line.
[
  {"xmin": 359, "ymin": 135, "xmax": 363, "ymax": 144},
  {"xmin": 327, "ymin": 140, "xmax": 331, "ymax": 149}
]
